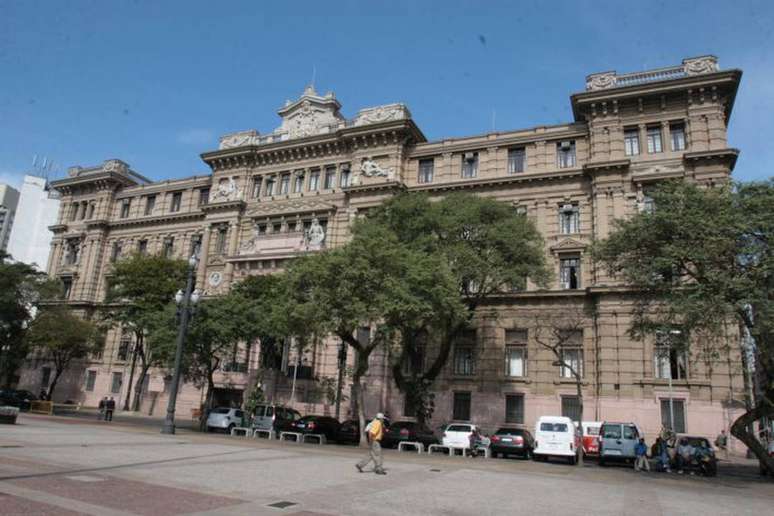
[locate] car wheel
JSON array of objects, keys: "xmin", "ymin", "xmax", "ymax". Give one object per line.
[
  {"xmin": 227, "ymin": 423, "xmax": 235, "ymax": 433},
  {"xmin": 524, "ymin": 449, "xmax": 532, "ymax": 460}
]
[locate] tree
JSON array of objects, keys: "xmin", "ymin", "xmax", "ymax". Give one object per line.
[
  {"xmin": 532, "ymin": 308, "xmax": 587, "ymax": 464},
  {"xmin": 25, "ymin": 306, "xmax": 101, "ymax": 399},
  {"xmin": 593, "ymin": 180, "xmax": 774, "ymax": 473},
  {"xmin": 103, "ymin": 253, "xmax": 188, "ymax": 411},
  {"xmin": 365, "ymin": 192, "xmax": 549, "ymax": 425},
  {"xmin": 0, "ymin": 251, "xmax": 59, "ymax": 388}
]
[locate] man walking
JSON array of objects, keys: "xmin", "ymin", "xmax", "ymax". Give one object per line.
[
  {"xmin": 105, "ymin": 397, "xmax": 115, "ymax": 422},
  {"xmin": 634, "ymin": 438, "xmax": 650, "ymax": 472},
  {"xmin": 356, "ymin": 413, "xmax": 386, "ymax": 475},
  {"xmin": 98, "ymin": 397, "xmax": 107, "ymax": 420}
]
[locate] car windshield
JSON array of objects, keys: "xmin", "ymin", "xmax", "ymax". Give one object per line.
[
  {"xmin": 496, "ymin": 428, "xmax": 525, "ymax": 435},
  {"xmin": 447, "ymin": 425, "xmax": 472, "ymax": 432},
  {"xmin": 540, "ymin": 423, "xmax": 568, "ymax": 432},
  {"xmin": 685, "ymin": 437, "xmax": 709, "ymax": 448},
  {"xmin": 211, "ymin": 408, "xmax": 231, "ymax": 414},
  {"xmin": 585, "ymin": 426, "xmax": 600, "ymax": 436},
  {"xmin": 601, "ymin": 425, "xmax": 622, "ymax": 439}
]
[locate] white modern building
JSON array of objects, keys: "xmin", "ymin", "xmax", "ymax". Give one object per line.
[
  {"xmin": 0, "ymin": 183, "xmax": 20, "ymax": 253},
  {"xmin": 7, "ymin": 175, "xmax": 61, "ymax": 269}
]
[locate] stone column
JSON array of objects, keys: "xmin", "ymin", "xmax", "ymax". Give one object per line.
[
  {"xmin": 195, "ymin": 225, "xmax": 212, "ymax": 290},
  {"xmin": 662, "ymin": 121, "xmax": 671, "ymax": 153},
  {"xmin": 222, "ymin": 221, "xmax": 241, "ymax": 286}
]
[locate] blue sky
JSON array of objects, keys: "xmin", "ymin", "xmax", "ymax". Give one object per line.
[{"xmin": 1, "ymin": 0, "xmax": 772, "ymax": 188}]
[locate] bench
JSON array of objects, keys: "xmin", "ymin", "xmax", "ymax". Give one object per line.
[
  {"xmin": 230, "ymin": 427, "xmax": 252, "ymax": 437},
  {"xmin": 279, "ymin": 431, "xmax": 303, "ymax": 443},
  {"xmin": 398, "ymin": 441, "xmax": 424, "ymax": 453},
  {"xmin": 252, "ymin": 429, "xmax": 275, "ymax": 440},
  {"xmin": 302, "ymin": 434, "xmax": 326, "ymax": 445},
  {"xmin": 427, "ymin": 444, "xmax": 452, "ymax": 455}
]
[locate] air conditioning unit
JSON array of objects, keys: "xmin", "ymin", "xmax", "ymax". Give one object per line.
[
  {"xmin": 464, "ymin": 152, "xmax": 476, "ymax": 162},
  {"xmin": 560, "ymin": 141, "xmax": 573, "ymax": 150}
]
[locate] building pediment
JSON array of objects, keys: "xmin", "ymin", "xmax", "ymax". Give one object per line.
[
  {"xmin": 550, "ymin": 238, "xmax": 587, "ymax": 254},
  {"xmin": 276, "ymin": 85, "xmax": 345, "ymax": 140},
  {"xmin": 246, "ymin": 198, "xmax": 337, "ymax": 218}
]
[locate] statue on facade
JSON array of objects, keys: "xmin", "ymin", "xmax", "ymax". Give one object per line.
[
  {"xmin": 360, "ymin": 157, "xmax": 393, "ymax": 179},
  {"xmin": 305, "ymin": 218, "xmax": 325, "ymax": 249},
  {"xmin": 210, "ymin": 177, "xmax": 242, "ymax": 202}
]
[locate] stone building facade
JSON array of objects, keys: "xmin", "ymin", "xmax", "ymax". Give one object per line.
[{"xmin": 18, "ymin": 55, "xmax": 747, "ymax": 448}]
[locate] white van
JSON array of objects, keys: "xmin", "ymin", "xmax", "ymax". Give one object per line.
[{"xmin": 533, "ymin": 416, "xmax": 580, "ymax": 465}]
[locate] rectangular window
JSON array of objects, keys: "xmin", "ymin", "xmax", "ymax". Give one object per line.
[
  {"xmin": 505, "ymin": 345, "xmax": 527, "ymax": 378},
  {"xmin": 189, "ymin": 234, "xmax": 202, "ymax": 258},
  {"xmin": 418, "ymin": 159, "xmax": 434, "ymax": 183},
  {"xmin": 110, "ymin": 241, "xmax": 122, "ymax": 262},
  {"xmin": 560, "ymin": 347, "xmax": 583, "ymax": 378},
  {"xmin": 137, "ymin": 239, "xmax": 148, "ymax": 255},
  {"xmin": 118, "ymin": 332, "xmax": 131, "ymax": 361},
  {"xmin": 324, "ymin": 167, "xmax": 336, "ymax": 189},
  {"xmin": 120, "ymin": 199, "xmax": 131, "ymax": 218},
  {"xmin": 251, "ymin": 177, "xmax": 261, "ymax": 198},
  {"xmin": 558, "ymin": 204, "xmax": 580, "ymax": 234},
  {"xmin": 461, "ymin": 152, "xmax": 478, "ymax": 178},
  {"xmin": 264, "ymin": 177, "xmax": 275, "ymax": 196},
  {"xmin": 560, "ymin": 257, "xmax": 580, "ymax": 289},
  {"xmin": 556, "ymin": 141, "xmax": 576, "ymax": 168},
  {"xmin": 87, "ymin": 203, "xmax": 95, "ymax": 219},
  {"xmin": 69, "ymin": 203, "xmax": 78, "ymax": 221},
  {"xmin": 85, "ymin": 370, "xmax": 97, "ymax": 391},
  {"xmin": 453, "ymin": 331, "xmax": 476, "ymax": 376},
  {"xmin": 144, "ymin": 195, "xmax": 156, "ymax": 216},
  {"xmin": 339, "ymin": 166, "xmax": 351, "ymax": 188},
  {"xmin": 215, "ymin": 227, "xmax": 227, "ymax": 255},
  {"xmin": 199, "ymin": 188, "xmax": 210, "ymax": 206},
  {"xmin": 111, "ymin": 372, "xmax": 123, "ymax": 394},
  {"xmin": 670, "ymin": 122, "xmax": 686, "ymax": 151},
  {"xmin": 507, "ymin": 148, "xmax": 526, "ymax": 174},
  {"xmin": 293, "ymin": 172, "xmax": 304, "ymax": 193},
  {"xmin": 624, "ymin": 128, "xmax": 640, "ymax": 156},
  {"xmin": 505, "ymin": 394, "xmax": 524, "ymax": 424},
  {"xmin": 647, "ymin": 126, "xmax": 663, "ymax": 153},
  {"xmin": 170, "ymin": 192, "xmax": 182, "ymax": 212},
  {"xmin": 308, "ymin": 169, "xmax": 320, "ymax": 191},
  {"xmin": 561, "ymin": 395, "xmax": 581, "ymax": 422},
  {"xmin": 660, "ymin": 399, "xmax": 686, "ymax": 433},
  {"xmin": 453, "ymin": 391, "xmax": 471, "ymax": 421},
  {"xmin": 61, "ymin": 278, "xmax": 72, "ymax": 299},
  {"xmin": 654, "ymin": 334, "xmax": 688, "ymax": 380},
  {"xmin": 279, "ymin": 174, "xmax": 290, "ymax": 195},
  {"xmin": 162, "ymin": 238, "xmax": 174, "ymax": 258}
]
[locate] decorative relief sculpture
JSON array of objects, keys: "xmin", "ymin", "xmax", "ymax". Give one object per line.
[
  {"xmin": 219, "ymin": 130, "xmax": 259, "ymax": 149},
  {"xmin": 208, "ymin": 271, "xmax": 223, "ymax": 287},
  {"xmin": 359, "ymin": 157, "xmax": 393, "ymax": 179},
  {"xmin": 683, "ymin": 56, "xmax": 719, "ymax": 75},
  {"xmin": 353, "ymin": 104, "xmax": 409, "ymax": 126},
  {"xmin": 304, "ymin": 218, "xmax": 326, "ymax": 250},
  {"xmin": 209, "ymin": 177, "xmax": 243, "ymax": 203},
  {"xmin": 585, "ymin": 72, "xmax": 617, "ymax": 91}
]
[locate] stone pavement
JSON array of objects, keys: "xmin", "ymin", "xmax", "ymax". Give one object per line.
[{"xmin": 1, "ymin": 414, "xmax": 772, "ymax": 516}]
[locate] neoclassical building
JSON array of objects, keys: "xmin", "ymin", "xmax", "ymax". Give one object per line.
[{"xmin": 19, "ymin": 55, "xmax": 747, "ymax": 447}]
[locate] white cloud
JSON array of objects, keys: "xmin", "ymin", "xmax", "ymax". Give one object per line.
[{"xmin": 176, "ymin": 128, "xmax": 215, "ymax": 145}]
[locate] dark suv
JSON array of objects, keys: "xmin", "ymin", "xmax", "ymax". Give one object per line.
[
  {"xmin": 0, "ymin": 389, "xmax": 37, "ymax": 411},
  {"xmin": 288, "ymin": 415, "xmax": 341, "ymax": 441},
  {"xmin": 381, "ymin": 421, "xmax": 438, "ymax": 449},
  {"xmin": 490, "ymin": 427, "xmax": 535, "ymax": 459}
]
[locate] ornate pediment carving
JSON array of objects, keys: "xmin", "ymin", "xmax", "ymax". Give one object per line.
[
  {"xmin": 276, "ymin": 85, "xmax": 344, "ymax": 140},
  {"xmin": 683, "ymin": 55, "xmax": 718, "ymax": 76},
  {"xmin": 353, "ymin": 103, "xmax": 410, "ymax": 126},
  {"xmin": 550, "ymin": 238, "xmax": 587, "ymax": 254},
  {"xmin": 246, "ymin": 198, "xmax": 337, "ymax": 217}
]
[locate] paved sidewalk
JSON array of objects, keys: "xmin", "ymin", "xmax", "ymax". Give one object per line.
[{"xmin": 1, "ymin": 414, "xmax": 772, "ymax": 515}]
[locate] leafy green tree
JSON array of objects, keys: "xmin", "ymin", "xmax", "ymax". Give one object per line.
[
  {"xmin": 593, "ymin": 180, "xmax": 774, "ymax": 473},
  {"xmin": 103, "ymin": 253, "xmax": 187, "ymax": 411},
  {"xmin": 0, "ymin": 251, "xmax": 59, "ymax": 387},
  {"xmin": 366, "ymin": 192, "xmax": 549, "ymax": 425},
  {"xmin": 25, "ymin": 306, "xmax": 101, "ymax": 399}
]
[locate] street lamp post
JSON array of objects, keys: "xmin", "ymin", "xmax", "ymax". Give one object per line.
[{"xmin": 161, "ymin": 254, "xmax": 200, "ymax": 435}]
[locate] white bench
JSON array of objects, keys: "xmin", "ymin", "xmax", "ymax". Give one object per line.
[
  {"xmin": 302, "ymin": 433, "xmax": 326, "ymax": 445},
  {"xmin": 398, "ymin": 441, "xmax": 424, "ymax": 453},
  {"xmin": 252, "ymin": 429, "xmax": 275, "ymax": 440},
  {"xmin": 279, "ymin": 431, "xmax": 303, "ymax": 443},
  {"xmin": 230, "ymin": 427, "xmax": 252, "ymax": 437},
  {"xmin": 427, "ymin": 444, "xmax": 452, "ymax": 455}
]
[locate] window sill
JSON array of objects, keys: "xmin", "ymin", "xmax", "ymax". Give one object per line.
[
  {"xmin": 634, "ymin": 378, "xmax": 711, "ymax": 388},
  {"xmin": 552, "ymin": 378, "xmax": 590, "ymax": 386},
  {"xmin": 504, "ymin": 377, "xmax": 532, "ymax": 384}
]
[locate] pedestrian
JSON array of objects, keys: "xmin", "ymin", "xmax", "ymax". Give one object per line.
[
  {"xmin": 105, "ymin": 397, "xmax": 115, "ymax": 422},
  {"xmin": 653, "ymin": 437, "xmax": 671, "ymax": 472},
  {"xmin": 675, "ymin": 438, "xmax": 694, "ymax": 474},
  {"xmin": 98, "ymin": 397, "xmax": 107, "ymax": 420},
  {"xmin": 356, "ymin": 413, "xmax": 386, "ymax": 475},
  {"xmin": 634, "ymin": 438, "xmax": 650, "ymax": 472},
  {"xmin": 715, "ymin": 429, "xmax": 728, "ymax": 460},
  {"xmin": 39, "ymin": 389, "xmax": 47, "ymax": 401}
]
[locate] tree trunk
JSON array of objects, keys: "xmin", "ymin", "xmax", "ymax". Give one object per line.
[
  {"xmin": 575, "ymin": 376, "xmax": 584, "ymax": 466},
  {"xmin": 730, "ymin": 400, "xmax": 774, "ymax": 476},
  {"xmin": 199, "ymin": 371, "xmax": 216, "ymax": 432},
  {"xmin": 47, "ymin": 368, "xmax": 64, "ymax": 400},
  {"xmin": 123, "ymin": 340, "xmax": 140, "ymax": 411},
  {"xmin": 131, "ymin": 362, "xmax": 150, "ymax": 412}
]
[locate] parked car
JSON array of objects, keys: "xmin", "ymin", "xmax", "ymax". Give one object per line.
[
  {"xmin": 673, "ymin": 435, "xmax": 718, "ymax": 476},
  {"xmin": 440, "ymin": 423, "xmax": 484, "ymax": 450},
  {"xmin": 206, "ymin": 407, "xmax": 245, "ymax": 433},
  {"xmin": 336, "ymin": 419, "xmax": 361, "ymax": 445},
  {"xmin": 581, "ymin": 421, "xmax": 603, "ymax": 456},
  {"xmin": 533, "ymin": 416, "xmax": 580, "ymax": 464},
  {"xmin": 490, "ymin": 427, "xmax": 534, "ymax": 459},
  {"xmin": 382, "ymin": 421, "xmax": 439, "ymax": 448},
  {"xmin": 598, "ymin": 421, "xmax": 643, "ymax": 466},
  {"xmin": 0, "ymin": 389, "xmax": 37, "ymax": 411},
  {"xmin": 288, "ymin": 415, "xmax": 341, "ymax": 441},
  {"xmin": 251, "ymin": 404, "xmax": 301, "ymax": 434}
]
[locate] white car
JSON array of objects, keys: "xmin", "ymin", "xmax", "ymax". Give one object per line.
[
  {"xmin": 441, "ymin": 423, "xmax": 480, "ymax": 447},
  {"xmin": 206, "ymin": 407, "xmax": 244, "ymax": 433},
  {"xmin": 533, "ymin": 416, "xmax": 581, "ymax": 465}
]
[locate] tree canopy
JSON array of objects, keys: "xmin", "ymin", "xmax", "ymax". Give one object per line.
[{"xmin": 593, "ymin": 179, "xmax": 774, "ymax": 472}]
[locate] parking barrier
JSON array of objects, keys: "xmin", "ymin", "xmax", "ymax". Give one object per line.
[
  {"xmin": 279, "ymin": 431, "xmax": 303, "ymax": 443},
  {"xmin": 230, "ymin": 427, "xmax": 253, "ymax": 437},
  {"xmin": 398, "ymin": 441, "xmax": 424, "ymax": 453},
  {"xmin": 252, "ymin": 429, "xmax": 275, "ymax": 440},
  {"xmin": 428, "ymin": 444, "xmax": 452, "ymax": 455},
  {"xmin": 302, "ymin": 434, "xmax": 327, "ymax": 445}
]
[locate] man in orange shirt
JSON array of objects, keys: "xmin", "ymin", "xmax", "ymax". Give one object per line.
[{"xmin": 356, "ymin": 413, "xmax": 386, "ymax": 475}]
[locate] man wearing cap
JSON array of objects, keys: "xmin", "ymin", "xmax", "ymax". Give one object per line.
[{"xmin": 356, "ymin": 413, "xmax": 386, "ymax": 475}]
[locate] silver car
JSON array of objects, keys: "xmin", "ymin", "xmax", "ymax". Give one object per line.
[{"xmin": 206, "ymin": 407, "xmax": 244, "ymax": 433}]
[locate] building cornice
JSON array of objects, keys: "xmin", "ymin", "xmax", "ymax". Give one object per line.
[
  {"xmin": 410, "ymin": 168, "xmax": 585, "ymax": 193},
  {"xmin": 109, "ymin": 211, "xmax": 205, "ymax": 229}
]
